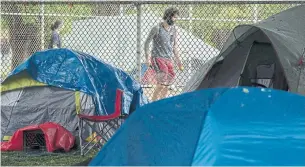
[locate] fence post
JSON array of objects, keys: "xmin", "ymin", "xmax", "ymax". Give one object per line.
[
  {"xmin": 40, "ymin": 1, "xmax": 45, "ymax": 50},
  {"xmin": 188, "ymin": 4, "xmax": 193, "ymax": 81},
  {"xmin": 136, "ymin": 3, "xmax": 142, "ymax": 82},
  {"xmin": 253, "ymin": 4, "xmax": 259, "ymax": 23}
]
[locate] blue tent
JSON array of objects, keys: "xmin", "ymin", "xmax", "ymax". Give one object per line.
[
  {"xmin": 2, "ymin": 48, "xmax": 148, "ymax": 115},
  {"xmin": 89, "ymin": 87, "xmax": 305, "ymax": 166}
]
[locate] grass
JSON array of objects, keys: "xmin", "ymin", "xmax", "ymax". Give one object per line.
[{"xmin": 1, "ymin": 149, "xmax": 98, "ymax": 166}]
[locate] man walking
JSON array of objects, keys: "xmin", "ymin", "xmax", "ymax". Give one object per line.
[{"xmin": 144, "ymin": 7, "xmax": 184, "ymax": 101}]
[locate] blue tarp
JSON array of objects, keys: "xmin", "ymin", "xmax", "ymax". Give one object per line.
[
  {"xmin": 130, "ymin": 63, "xmax": 148, "ymax": 78},
  {"xmin": 3, "ymin": 48, "xmax": 148, "ymax": 115},
  {"xmin": 89, "ymin": 87, "xmax": 305, "ymax": 166}
]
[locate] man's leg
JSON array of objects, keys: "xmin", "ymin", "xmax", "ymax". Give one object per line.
[
  {"xmin": 151, "ymin": 84, "xmax": 164, "ymax": 101},
  {"xmin": 158, "ymin": 59, "xmax": 175, "ymax": 99},
  {"xmin": 159, "ymin": 85, "xmax": 169, "ymax": 99},
  {"xmin": 150, "ymin": 57, "xmax": 170, "ymax": 101}
]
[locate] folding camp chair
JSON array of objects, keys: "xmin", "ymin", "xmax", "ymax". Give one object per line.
[
  {"xmin": 239, "ymin": 63, "xmax": 275, "ymax": 88},
  {"xmin": 78, "ymin": 89, "xmax": 126, "ymax": 156},
  {"xmin": 251, "ymin": 64, "xmax": 275, "ymax": 88},
  {"xmin": 239, "ymin": 42, "xmax": 276, "ymax": 88}
]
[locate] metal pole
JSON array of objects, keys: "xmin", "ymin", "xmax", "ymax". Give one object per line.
[
  {"xmin": 118, "ymin": 4, "xmax": 123, "ymax": 68},
  {"xmin": 188, "ymin": 4, "xmax": 193, "ymax": 81},
  {"xmin": 188, "ymin": 4, "xmax": 193, "ymax": 32},
  {"xmin": 1, "ymin": 12, "xmax": 263, "ymax": 23},
  {"xmin": 119, "ymin": 4, "xmax": 124, "ymax": 16},
  {"xmin": 253, "ymin": 4, "xmax": 259, "ymax": 23},
  {"xmin": 1, "ymin": 1, "xmax": 303, "ymax": 5},
  {"xmin": 40, "ymin": 1, "xmax": 45, "ymax": 50},
  {"xmin": 136, "ymin": 3, "xmax": 142, "ymax": 82}
]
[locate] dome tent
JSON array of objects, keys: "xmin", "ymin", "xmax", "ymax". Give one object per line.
[
  {"xmin": 89, "ymin": 87, "xmax": 305, "ymax": 166},
  {"xmin": 1, "ymin": 48, "xmax": 147, "ymax": 141},
  {"xmin": 184, "ymin": 5, "xmax": 305, "ymax": 95}
]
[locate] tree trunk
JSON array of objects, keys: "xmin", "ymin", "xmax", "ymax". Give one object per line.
[{"xmin": 4, "ymin": 3, "xmax": 41, "ymax": 70}]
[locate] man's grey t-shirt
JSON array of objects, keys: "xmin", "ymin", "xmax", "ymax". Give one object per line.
[
  {"xmin": 48, "ymin": 31, "xmax": 61, "ymax": 49},
  {"xmin": 144, "ymin": 23, "xmax": 177, "ymax": 59}
]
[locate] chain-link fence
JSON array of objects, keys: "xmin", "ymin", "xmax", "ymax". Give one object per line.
[{"xmin": 1, "ymin": 1, "xmax": 303, "ymax": 101}]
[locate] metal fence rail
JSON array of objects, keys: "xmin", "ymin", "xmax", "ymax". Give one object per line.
[{"xmin": 1, "ymin": 1, "xmax": 303, "ymax": 100}]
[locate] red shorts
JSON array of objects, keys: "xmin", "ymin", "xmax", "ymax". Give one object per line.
[{"xmin": 151, "ymin": 57, "xmax": 175, "ymax": 85}]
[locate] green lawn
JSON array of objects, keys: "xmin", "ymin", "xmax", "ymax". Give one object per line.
[{"xmin": 1, "ymin": 149, "xmax": 97, "ymax": 166}]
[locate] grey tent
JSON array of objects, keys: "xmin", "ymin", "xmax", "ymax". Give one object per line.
[
  {"xmin": 1, "ymin": 83, "xmax": 94, "ymax": 141},
  {"xmin": 183, "ymin": 5, "xmax": 305, "ymax": 95}
]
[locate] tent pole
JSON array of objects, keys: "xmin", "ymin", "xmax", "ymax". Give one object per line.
[
  {"xmin": 238, "ymin": 42, "xmax": 252, "ymax": 86},
  {"xmin": 136, "ymin": 3, "xmax": 142, "ymax": 82},
  {"xmin": 253, "ymin": 4, "xmax": 259, "ymax": 23},
  {"xmin": 40, "ymin": 1, "xmax": 45, "ymax": 50}
]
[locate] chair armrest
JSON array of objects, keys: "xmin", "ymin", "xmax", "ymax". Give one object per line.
[{"xmin": 78, "ymin": 89, "xmax": 123, "ymax": 122}]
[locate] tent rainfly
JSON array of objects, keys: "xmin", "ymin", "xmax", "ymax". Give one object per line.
[{"xmin": 183, "ymin": 5, "xmax": 305, "ymax": 96}]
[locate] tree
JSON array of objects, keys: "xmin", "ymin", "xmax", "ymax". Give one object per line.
[
  {"xmin": 1, "ymin": 2, "xmax": 94, "ymax": 70},
  {"xmin": 1, "ymin": 2, "xmax": 29, "ymax": 70},
  {"xmin": 187, "ymin": 3, "xmax": 295, "ymax": 49}
]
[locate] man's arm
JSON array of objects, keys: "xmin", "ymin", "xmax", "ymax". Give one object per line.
[
  {"xmin": 144, "ymin": 26, "xmax": 157, "ymax": 61},
  {"xmin": 173, "ymin": 28, "xmax": 183, "ymax": 70}
]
